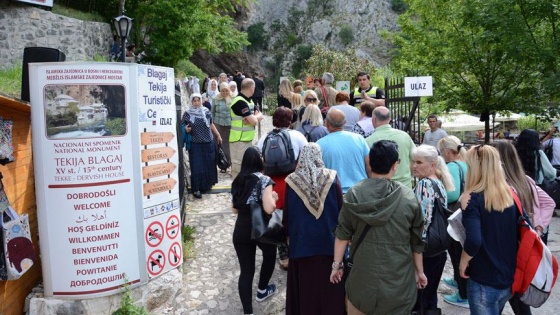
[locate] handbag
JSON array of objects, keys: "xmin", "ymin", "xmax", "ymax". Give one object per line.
[
  {"xmin": 447, "ymin": 162, "xmax": 464, "ymax": 212},
  {"xmin": 0, "ymin": 175, "xmax": 37, "ymax": 280},
  {"xmin": 423, "ymin": 179, "xmax": 453, "ymax": 257},
  {"xmin": 216, "ymin": 143, "xmax": 230, "ymax": 171},
  {"xmin": 250, "ymin": 178, "xmax": 285, "ymax": 245}
]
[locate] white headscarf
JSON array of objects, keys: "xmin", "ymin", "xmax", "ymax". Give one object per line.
[
  {"xmin": 186, "ymin": 93, "xmax": 209, "ymax": 127},
  {"xmin": 229, "ymin": 81, "xmax": 239, "ymax": 97}
]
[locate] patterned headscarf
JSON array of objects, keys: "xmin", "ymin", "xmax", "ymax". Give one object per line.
[
  {"xmin": 186, "ymin": 93, "xmax": 209, "ymax": 127},
  {"xmin": 285, "ymin": 143, "xmax": 337, "ymax": 219}
]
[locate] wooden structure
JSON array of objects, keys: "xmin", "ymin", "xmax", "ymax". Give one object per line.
[{"xmin": 0, "ymin": 93, "xmax": 41, "ymax": 315}]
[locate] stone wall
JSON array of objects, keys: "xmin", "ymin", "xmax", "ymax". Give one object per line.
[{"xmin": 0, "ymin": 2, "xmax": 112, "ymax": 70}]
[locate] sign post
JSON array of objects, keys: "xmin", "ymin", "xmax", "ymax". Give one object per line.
[{"xmin": 29, "ymin": 62, "xmax": 182, "ymax": 298}]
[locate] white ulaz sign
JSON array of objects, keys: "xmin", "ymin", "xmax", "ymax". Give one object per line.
[{"xmin": 404, "ymin": 76, "xmax": 433, "ymax": 97}]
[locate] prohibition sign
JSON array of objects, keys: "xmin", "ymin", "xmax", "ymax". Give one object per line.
[
  {"xmin": 145, "ymin": 221, "xmax": 164, "ymax": 247},
  {"xmin": 147, "ymin": 249, "xmax": 166, "ymax": 277},
  {"xmin": 168, "ymin": 242, "xmax": 182, "ymax": 267},
  {"xmin": 166, "ymin": 214, "xmax": 180, "ymax": 239}
]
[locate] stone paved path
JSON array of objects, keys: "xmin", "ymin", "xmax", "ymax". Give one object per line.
[{"xmin": 160, "ymin": 115, "xmax": 560, "ymax": 314}]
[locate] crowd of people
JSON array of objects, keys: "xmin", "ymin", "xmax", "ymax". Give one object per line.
[{"xmin": 180, "ymin": 70, "xmax": 558, "ymax": 315}]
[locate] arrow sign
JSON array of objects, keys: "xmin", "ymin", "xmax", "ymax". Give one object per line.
[
  {"xmin": 142, "ymin": 162, "xmax": 176, "ymax": 179},
  {"xmin": 141, "ymin": 132, "xmax": 175, "ymax": 145},
  {"xmin": 143, "ymin": 178, "xmax": 177, "ymax": 196},
  {"xmin": 141, "ymin": 147, "xmax": 176, "ymax": 162}
]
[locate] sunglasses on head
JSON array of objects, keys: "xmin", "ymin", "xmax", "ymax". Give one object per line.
[{"xmin": 305, "ymin": 98, "xmax": 317, "ymax": 102}]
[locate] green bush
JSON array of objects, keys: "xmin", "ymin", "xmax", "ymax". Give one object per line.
[
  {"xmin": 391, "ymin": 0, "xmax": 408, "ymax": 13},
  {"xmin": 339, "ymin": 25, "xmax": 354, "ymax": 46},
  {"xmin": 112, "ymin": 282, "xmax": 148, "ymax": 315},
  {"xmin": 292, "ymin": 45, "xmax": 313, "ymax": 78},
  {"xmin": 175, "ymin": 60, "xmax": 207, "ymax": 83},
  {"xmin": 106, "ymin": 118, "xmax": 126, "ymax": 136},
  {"xmin": 247, "ymin": 22, "xmax": 268, "ymax": 51},
  {"xmin": 516, "ymin": 116, "xmax": 551, "ymax": 133}
]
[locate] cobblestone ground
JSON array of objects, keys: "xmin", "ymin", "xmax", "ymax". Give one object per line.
[{"xmin": 161, "ymin": 115, "xmax": 560, "ymax": 314}]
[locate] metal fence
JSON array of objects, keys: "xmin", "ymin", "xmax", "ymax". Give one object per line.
[{"xmin": 385, "ymin": 77, "xmax": 422, "ymax": 144}]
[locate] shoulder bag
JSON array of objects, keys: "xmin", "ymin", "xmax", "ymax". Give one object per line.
[
  {"xmin": 345, "ymin": 224, "xmax": 371, "ymax": 279},
  {"xmin": 447, "ymin": 162, "xmax": 465, "ymax": 212},
  {"xmin": 423, "ymin": 179, "xmax": 453, "ymax": 257},
  {"xmin": 216, "ymin": 143, "xmax": 230, "ymax": 171},
  {"xmin": 250, "ymin": 177, "xmax": 285, "ymax": 245}
]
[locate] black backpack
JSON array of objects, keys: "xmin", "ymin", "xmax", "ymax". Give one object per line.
[
  {"xmin": 544, "ymin": 140, "xmax": 554, "ymax": 162},
  {"xmin": 262, "ymin": 129, "xmax": 296, "ymax": 176}
]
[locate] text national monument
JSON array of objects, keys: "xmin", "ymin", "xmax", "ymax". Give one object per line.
[{"xmin": 29, "ymin": 62, "xmax": 182, "ymax": 298}]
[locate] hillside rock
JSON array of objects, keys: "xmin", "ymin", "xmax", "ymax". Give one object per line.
[{"xmin": 193, "ymin": 0, "xmax": 399, "ymax": 77}]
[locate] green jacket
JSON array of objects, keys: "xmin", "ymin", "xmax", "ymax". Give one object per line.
[{"xmin": 336, "ymin": 178, "xmax": 424, "ymax": 314}]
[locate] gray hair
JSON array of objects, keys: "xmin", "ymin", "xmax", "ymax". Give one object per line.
[
  {"xmin": 326, "ymin": 110, "xmax": 346, "ymax": 128},
  {"xmin": 322, "ymin": 72, "xmax": 334, "ymax": 85},
  {"xmin": 413, "ymin": 144, "xmax": 455, "ymax": 191},
  {"xmin": 373, "ymin": 107, "xmax": 391, "ymax": 122}
]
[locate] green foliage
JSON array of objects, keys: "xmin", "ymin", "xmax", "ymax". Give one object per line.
[
  {"xmin": 0, "ymin": 64, "xmax": 22, "ymax": 98},
  {"xmin": 304, "ymin": 45, "xmax": 378, "ymax": 89},
  {"xmin": 291, "ymin": 45, "xmax": 313, "ymax": 78},
  {"xmin": 517, "ymin": 116, "xmax": 551, "ymax": 133},
  {"xmin": 389, "ymin": 0, "xmax": 559, "ymax": 140},
  {"xmin": 93, "ymin": 54, "xmax": 108, "ymax": 62},
  {"xmin": 106, "ymin": 118, "xmax": 126, "ymax": 136},
  {"xmin": 263, "ymin": 94, "xmax": 278, "ymax": 115},
  {"xmin": 247, "ymin": 22, "xmax": 268, "ymax": 51},
  {"xmin": 182, "ymin": 225, "xmax": 196, "ymax": 265},
  {"xmin": 125, "ymin": 0, "xmax": 250, "ymax": 67},
  {"xmin": 175, "ymin": 60, "xmax": 206, "ymax": 83},
  {"xmin": 390, "ymin": 0, "xmax": 408, "ymax": 14},
  {"xmin": 112, "ymin": 281, "xmax": 148, "ymax": 315},
  {"xmin": 52, "ymin": 1, "xmax": 107, "ymax": 22},
  {"xmin": 338, "ymin": 25, "xmax": 354, "ymax": 47},
  {"xmin": 307, "ymin": 0, "xmax": 335, "ymax": 17}
]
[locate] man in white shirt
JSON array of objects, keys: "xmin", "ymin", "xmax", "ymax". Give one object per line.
[{"xmin": 422, "ymin": 114, "xmax": 448, "ymax": 148}]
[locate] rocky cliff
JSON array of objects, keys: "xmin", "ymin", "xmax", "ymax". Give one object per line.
[{"xmin": 191, "ymin": 0, "xmax": 399, "ymax": 77}]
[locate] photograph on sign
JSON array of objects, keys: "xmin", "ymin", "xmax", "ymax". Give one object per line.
[
  {"xmin": 336, "ymin": 81, "xmax": 350, "ymax": 92},
  {"xmin": 44, "ymin": 85, "xmax": 127, "ymax": 139}
]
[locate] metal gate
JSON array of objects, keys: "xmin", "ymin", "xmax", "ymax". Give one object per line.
[{"xmin": 385, "ymin": 77, "xmax": 422, "ymax": 144}]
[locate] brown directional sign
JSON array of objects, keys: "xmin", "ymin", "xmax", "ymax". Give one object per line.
[
  {"xmin": 141, "ymin": 147, "xmax": 176, "ymax": 162},
  {"xmin": 141, "ymin": 132, "xmax": 175, "ymax": 145},
  {"xmin": 142, "ymin": 162, "xmax": 176, "ymax": 179},
  {"xmin": 143, "ymin": 178, "xmax": 177, "ymax": 196}
]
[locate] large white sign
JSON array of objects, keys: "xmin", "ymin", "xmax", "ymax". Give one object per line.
[
  {"xmin": 29, "ymin": 62, "xmax": 182, "ymax": 298},
  {"xmin": 15, "ymin": 0, "xmax": 54, "ymax": 8},
  {"xmin": 404, "ymin": 76, "xmax": 433, "ymax": 97}
]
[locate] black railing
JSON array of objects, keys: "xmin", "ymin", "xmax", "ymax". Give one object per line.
[{"xmin": 385, "ymin": 77, "xmax": 422, "ymax": 144}]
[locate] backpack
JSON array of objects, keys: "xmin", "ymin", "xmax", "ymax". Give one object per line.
[
  {"xmin": 262, "ymin": 129, "xmax": 296, "ymax": 176},
  {"xmin": 511, "ymin": 190, "xmax": 559, "ymax": 307},
  {"xmin": 302, "ymin": 125, "xmax": 317, "ymax": 142}
]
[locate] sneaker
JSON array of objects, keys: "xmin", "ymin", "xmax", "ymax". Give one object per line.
[
  {"xmin": 442, "ymin": 277, "xmax": 458, "ymax": 289},
  {"xmin": 255, "ymin": 284, "xmax": 276, "ymax": 302},
  {"xmin": 443, "ymin": 292, "xmax": 469, "ymax": 308}
]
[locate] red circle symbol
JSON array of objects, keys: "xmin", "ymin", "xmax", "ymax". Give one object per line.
[
  {"xmin": 168, "ymin": 242, "xmax": 182, "ymax": 267},
  {"xmin": 166, "ymin": 214, "xmax": 180, "ymax": 239},
  {"xmin": 146, "ymin": 249, "xmax": 166, "ymax": 277},
  {"xmin": 145, "ymin": 221, "xmax": 164, "ymax": 247}
]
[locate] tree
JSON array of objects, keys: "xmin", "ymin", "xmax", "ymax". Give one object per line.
[
  {"xmin": 304, "ymin": 46, "xmax": 380, "ymax": 89},
  {"xmin": 391, "ymin": 0, "xmax": 548, "ymax": 142},
  {"xmin": 125, "ymin": 0, "xmax": 250, "ymax": 67}
]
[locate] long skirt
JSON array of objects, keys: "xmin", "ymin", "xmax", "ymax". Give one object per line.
[
  {"xmin": 189, "ymin": 141, "xmax": 218, "ymax": 192},
  {"xmin": 286, "ymin": 255, "xmax": 345, "ymax": 315}
]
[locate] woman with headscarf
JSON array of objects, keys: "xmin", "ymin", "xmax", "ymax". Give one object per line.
[
  {"xmin": 229, "ymin": 81, "xmax": 239, "ymax": 97},
  {"xmin": 203, "ymin": 79, "xmax": 219, "ymax": 109},
  {"xmin": 182, "ymin": 93, "xmax": 221, "ymax": 198},
  {"xmin": 284, "ymin": 143, "xmax": 345, "ymax": 314},
  {"xmin": 212, "ymin": 82, "xmax": 233, "ymax": 172}
]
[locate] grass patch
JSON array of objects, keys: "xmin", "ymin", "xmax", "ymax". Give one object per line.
[
  {"xmin": 52, "ymin": 5, "xmax": 106, "ymax": 22},
  {"xmin": 182, "ymin": 225, "xmax": 196, "ymax": 271},
  {"xmin": 0, "ymin": 64, "xmax": 22, "ymax": 99},
  {"xmin": 112, "ymin": 279, "xmax": 148, "ymax": 315}
]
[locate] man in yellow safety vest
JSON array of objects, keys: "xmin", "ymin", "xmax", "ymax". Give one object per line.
[
  {"xmin": 349, "ymin": 71, "xmax": 385, "ymax": 108},
  {"xmin": 229, "ymin": 78, "xmax": 264, "ymax": 177}
]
